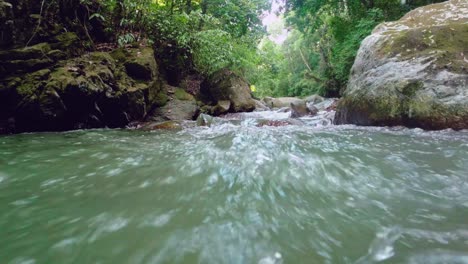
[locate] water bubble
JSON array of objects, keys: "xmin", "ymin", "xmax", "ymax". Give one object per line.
[{"xmin": 258, "ymin": 252, "xmax": 283, "ymax": 264}]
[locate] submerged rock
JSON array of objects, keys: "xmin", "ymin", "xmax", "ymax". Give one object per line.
[
  {"xmin": 200, "ymin": 69, "xmax": 256, "ymax": 113},
  {"xmin": 138, "ymin": 120, "xmax": 183, "ymax": 131},
  {"xmin": 335, "ymin": 0, "xmax": 468, "ymax": 130}
]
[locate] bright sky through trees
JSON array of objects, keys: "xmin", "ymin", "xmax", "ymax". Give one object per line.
[{"xmin": 262, "ymin": 0, "xmax": 288, "ymax": 44}]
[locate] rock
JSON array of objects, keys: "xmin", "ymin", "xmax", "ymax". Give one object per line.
[
  {"xmin": 212, "ymin": 100, "xmax": 231, "ymax": 115},
  {"xmin": 335, "ymin": 0, "xmax": 468, "ymax": 130},
  {"xmin": 256, "ymin": 119, "xmax": 304, "ymax": 127},
  {"xmin": 263, "ymin": 97, "xmax": 304, "ymax": 108},
  {"xmin": 174, "ymin": 87, "xmax": 195, "ymax": 101},
  {"xmin": 254, "ymin": 99, "xmax": 269, "ymax": 111},
  {"xmin": 0, "ymin": 42, "xmax": 51, "ymax": 61},
  {"xmin": 290, "ymin": 100, "xmax": 319, "ymax": 118},
  {"xmin": 0, "ymin": 47, "xmax": 165, "ymax": 133},
  {"xmin": 200, "ymin": 69, "xmax": 256, "ymax": 113},
  {"xmin": 124, "ymin": 48, "xmax": 158, "ymax": 81},
  {"xmin": 277, "ymin": 107, "xmax": 290, "ymax": 113},
  {"xmin": 150, "ymin": 98, "xmax": 199, "ymax": 122},
  {"xmin": 304, "ymin": 94, "xmax": 325, "ymax": 104},
  {"xmin": 139, "ymin": 120, "xmax": 183, "ymax": 131},
  {"xmin": 311, "ymin": 98, "xmax": 339, "ymax": 112},
  {"xmin": 196, "ymin": 113, "xmax": 216, "ymax": 127}
]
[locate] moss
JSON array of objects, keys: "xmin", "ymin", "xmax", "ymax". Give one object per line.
[
  {"xmin": 89, "ymin": 52, "xmax": 115, "ymax": 65},
  {"xmin": 47, "ymin": 50, "xmax": 67, "ymax": 61},
  {"xmin": 30, "ymin": 69, "xmax": 51, "ymax": 80},
  {"xmin": 17, "ymin": 81, "xmax": 39, "ymax": 97},
  {"xmin": 174, "ymin": 88, "xmax": 194, "ymax": 101},
  {"xmin": 124, "ymin": 47, "xmax": 157, "ymax": 81},
  {"xmin": 152, "ymin": 91, "xmax": 169, "ymax": 107},
  {"xmin": 379, "ymin": 23, "xmax": 468, "ymax": 73},
  {"xmin": 0, "ymin": 42, "xmax": 51, "ymax": 60},
  {"xmin": 52, "ymin": 32, "xmax": 79, "ymax": 48},
  {"xmin": 110, "ymin": 48, "xmax": 128, "ymax": 63},
  {"xmin": 45, "ymin": 67, "xmax": 75, "ymax": 92}
]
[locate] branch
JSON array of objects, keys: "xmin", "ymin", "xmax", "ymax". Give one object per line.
[{"xmin": 26, "ymin": 0, "xmax": 46, "ymax": 47}]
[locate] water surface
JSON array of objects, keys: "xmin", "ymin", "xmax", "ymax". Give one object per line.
[{"xmin": 1, "ymin": 122, "xmax": 468, "ymax": 264}]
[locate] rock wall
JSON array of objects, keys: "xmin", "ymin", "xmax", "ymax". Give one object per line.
[
  {"xmin": 335, "ymin": 0, "xmax": 468, "ymax": 130},
  {"xmin": 0, "ymin": 47, "xmax": 165, "ymax": 133}
]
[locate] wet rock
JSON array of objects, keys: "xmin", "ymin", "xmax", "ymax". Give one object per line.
[
  {"xmin": 150, "ymin": 98, "xmax": 199, "ymax": 122},
  {"xmin": 0, "ymin": 47, "xmax": 164, "ymax": 133},
  {"xmin": 200, "ymin": 69, "xmax": 256, "ymax": 113},
  {"xmin": 254, "ymin": 99, "xmax": 269, "ymax": 111},
  {"xmin": 196, "ymin": 113, "xmax": 214, "ymax": 126},
  {"xmin": 256, "ymin": 119, "xmax": 304, "ymax": 127},
  {"xmin": 290, "ymin": 100, "xmax": 318, "ymax": 118},
  {"xmin": 335, "ymin": 0, "xmax": 468, "ymax": 130},
  {"xmin": 312, "ymin": 98, "xmax": 339, "ymax": 112},
  {"xmin": 139, "ymin": 120, "xmax": 183, "ymax": 131},
  {"xmin": 277, "ymin": 107, "xmax": 290, "ymax": 113},
  {"xmin": 212, "ymin": 100, "xmax": 231, "ymax": 116}
]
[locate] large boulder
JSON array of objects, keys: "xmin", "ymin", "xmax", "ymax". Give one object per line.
[
  {"xmin": 200, "ymin": 69, "xmax": 256, "ymax": 113},
  {"xmin": 148, "ymin": 85, "xmax": 199, "ymax": 122},
  {"xmin": 0, "ymin": 47, "xmax": 164, "ymax": 133},
  {"xmin": 335, "ymin": 0, "xmax": 468, "ymax": 130}
]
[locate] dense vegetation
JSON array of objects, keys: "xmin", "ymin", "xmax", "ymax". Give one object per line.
[
  {"xmin": 7, "ymin": 0, "xmax": 445, "ymax": 97},
  {"xmin": 73, "ymin": 0, "xmax": 271, "ymax": 84},
  {"xmin": 253, "ymin": 0, "xmax": 446, "ymax": 97}
]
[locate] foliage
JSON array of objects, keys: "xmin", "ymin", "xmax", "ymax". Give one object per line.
[{"xmin": 251, "ymin": 0, "xmax": 446, "ymax": 98}]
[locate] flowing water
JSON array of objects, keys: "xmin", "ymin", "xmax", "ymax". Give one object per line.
[{"xmin": 1, "ymin": 112, "xmax": 468, "ymax": 264}]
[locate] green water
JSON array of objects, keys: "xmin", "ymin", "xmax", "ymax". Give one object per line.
[{"xmin": 1, "ymin": 125, "xmax": 468, "ymax": 264}]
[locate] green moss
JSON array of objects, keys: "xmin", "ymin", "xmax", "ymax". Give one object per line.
[
  {"xmin": 152, "ymin": 91, "xmax": 169, "ymax": 107},
  {"xmin": 89, "ymin": 52, "xmax": 115, "ymax": 65},
  {"xmin": 0, "ymin": 42, "xmax": 51, "ymax": 60},
  {"xmin": 30, "ymin": 69, "xmax": 51, "ymax": 80},
  {"xmin": 124, "ymin": 47, "xmax": 157, "ymax": 81},
  {"xmin": 379, "ymin": 23, "xmax": 468, "ymax": 73},
  {"xmin": 53, "ymin": 32, "xmax": 79, "ymax": 47},
  {"xmin": 174, "ymin": 88, "xmax": 194, "ymax": 101},
  {"xmin": 17, "ymin": 81, "xmax": 38, "ymax": 97},
  {"xmin": 110, "ymin": 48, "xmax": 129, "ymax": 63},
  {"xmin": 46, "ymin": 67, "xmax": 75, "ymax": 92}
]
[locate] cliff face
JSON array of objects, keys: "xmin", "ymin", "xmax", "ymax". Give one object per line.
[
  {"xmin": 335, "ymin": 0, "xmax": 468, "ymax": 130},
  {"xmin": 0, "ymin": 0, "xmax": 165, "ymax": 133},
  {"xmin": 0, "ymin": 45, "xmax": 166, "ymax": 133}
]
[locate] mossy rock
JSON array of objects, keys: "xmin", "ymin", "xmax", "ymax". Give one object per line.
[
  {"xmin": 174, "ymin": 88, "xmax": 195, "ymax": 101},
  {"xmin": 51, "ymin": 32, "xmax": 82, "ymax": 57},
  {"xmin": 201, "ymin": 69, "xmax": 256, "ymax": 113},
  {"xmin": 124, "ymin": 48, "xmax": 158, "ymax": 81},
  {"xmin": 336, "ymin": 0, "xmax": 468, "ymax": 130},
  {"xmin": 1, "ymin": 45, "xmax": 165, "ymax": 133},
  {"xmin": 110, "ymin": 48, "xmax": 129, "ymax": 63},
  {"xmin": 151, "ymin": 90, "xmax": 169, "ymax": 107},
  {"xmin": 0, "ymin": 42, "xmax": 51, "ymax": 61}
]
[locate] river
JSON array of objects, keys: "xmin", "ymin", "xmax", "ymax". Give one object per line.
[{"xmin": 1, "ymin": 112, "xmax": 468, "ymax": 264}]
